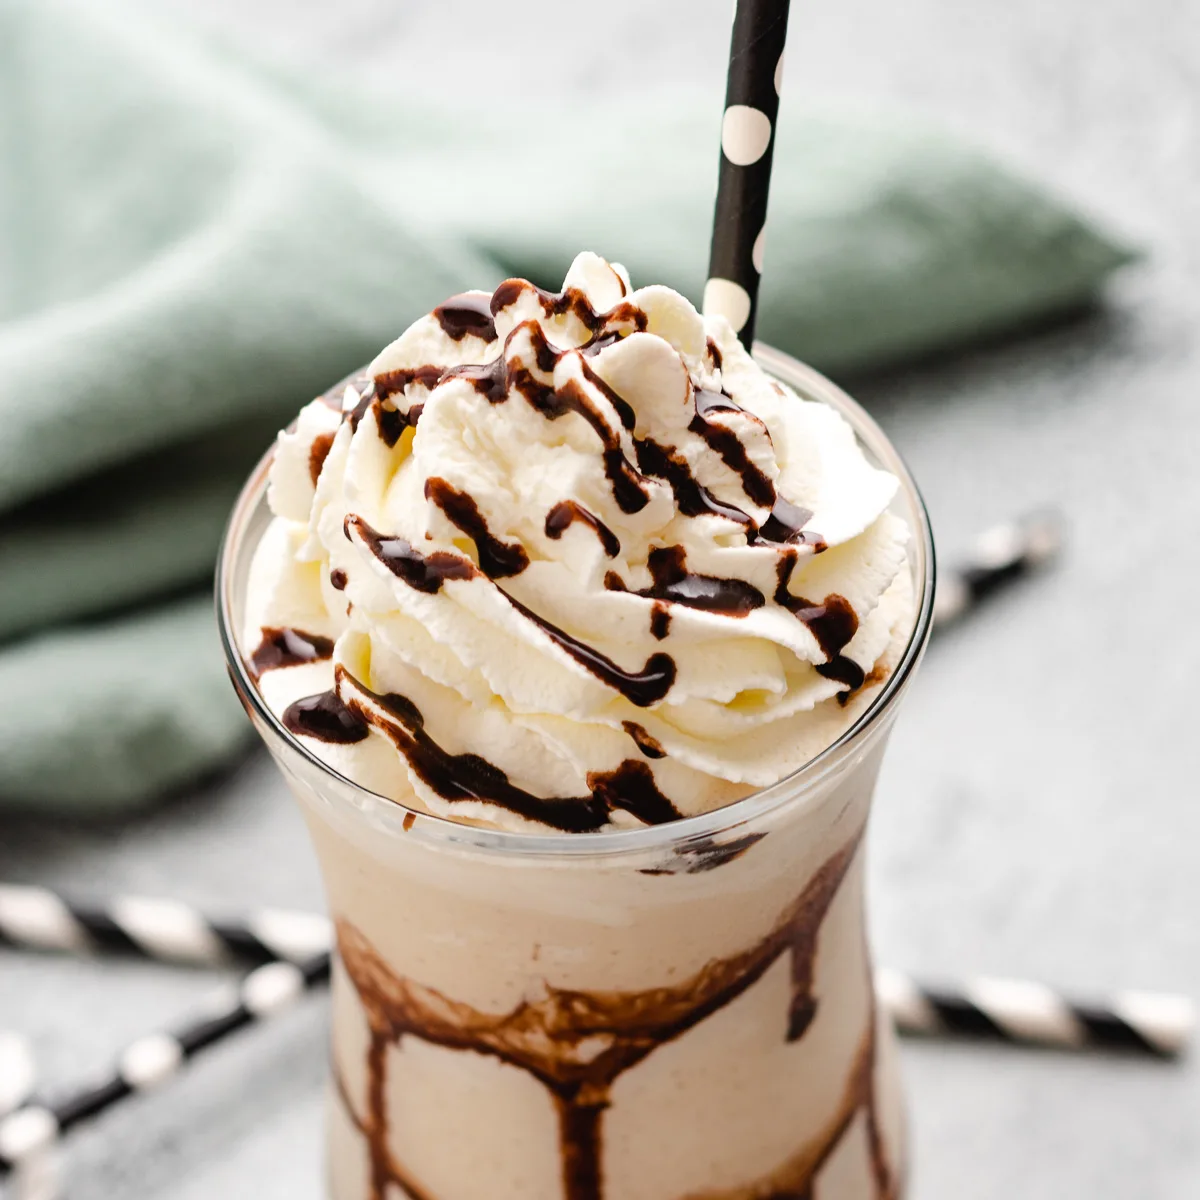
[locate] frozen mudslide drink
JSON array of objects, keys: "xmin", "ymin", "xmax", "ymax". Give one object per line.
[{"xmin": 218, "ymin": 254, "xmax": 934, "ymax": 1199}]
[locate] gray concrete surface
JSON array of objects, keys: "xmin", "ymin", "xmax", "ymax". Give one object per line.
[{"xmin": 3, "ymin": 1, "xmax": 1199, "ymax": 1196}]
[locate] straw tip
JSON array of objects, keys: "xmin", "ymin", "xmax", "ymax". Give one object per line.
[
  {"xmin": 1115, "ymin": 990, "xmax": 1196, "ymax": 1055},
  {"xmin": 968, "ymin": 508, "xmax": 1065, "ymax": 571}
]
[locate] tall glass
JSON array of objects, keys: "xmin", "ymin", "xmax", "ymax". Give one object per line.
[{"xmin": 217, "ymin": 347, "xmax": 935, "ymax": 1200}]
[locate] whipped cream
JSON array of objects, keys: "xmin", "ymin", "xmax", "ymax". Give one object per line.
[{"xmin": 244, "ymin": 253, "xmax": 913, "ymax": 832}]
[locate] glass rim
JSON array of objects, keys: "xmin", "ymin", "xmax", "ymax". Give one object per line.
[{"xmin": 216, "ymin": 343, "xmax": 936, "ymax": 860}]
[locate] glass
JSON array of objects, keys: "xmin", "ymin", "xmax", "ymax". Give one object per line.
[{"xmin": 217, "ymin": 346, "xmax": 935, "ymax": 1200}]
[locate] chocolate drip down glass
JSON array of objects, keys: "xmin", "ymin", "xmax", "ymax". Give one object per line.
[{"xmin": 218, "ymin": 347, "xmax": 935, "ymax": 1200}]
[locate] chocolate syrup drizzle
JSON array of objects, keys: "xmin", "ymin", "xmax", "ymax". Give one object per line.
[
  {"xmin": 775, "ymin": 553, "xmax": 866, "ymax": 693},
  {"xmin": 424, "ymin": 477, "xmax": 529, "ymax": 579},
  {"xmin": 634, "ymin": 436, "xmax": 755, "ymax": 528},
  {"xmin": 249, "ymin": 627, "xmax": 334, "ymax": 677},
  {"xmin": 348, "ymin": 516, "xmax": 677, "ymax": 708},
  {"xmin": 638, "ymin": 831, "xmax": 767, "ymax": 875},
  {"xmin": 636, "ymin": 545, "xmax": 765, "ymax": 616},
  {"xmin": 348, "ymin": 516, "xmax": 477, "ymax": 594},
  {"xmin": 342, "ymin": 669, "xmax": 680, "ymax": 831},
  {"xmin": 345, "ymin": 380, "xmax": 418, "ymax": 449},
  {"xmin": 690, "ymin": 388, "xmax": 776, "ymax": 509},
  {"xmin": 489, "ymin": 278, "xmax": 647, "ymax": 338},
  {"xmin": 756, "ymin": 495, "xmax": 827, "ymax": 550},
  {"xmin": 620, "ymin": 720, "xmax": 666, "ymax": 759},
  {"xmin": 649, "ymin": 603, "xmax": 671, "ymax": 640},
  {"xmin": 333, "ymin": 830, "xmax": 896, "ymax": 1200},
  {"xmin": 282, "ymin": 690, "xmax": 367, "ymax": 744},
  {"xmin": 346, "ymin": 380, "xmax": 378, "ymax": 431},
  {"xmin": 374, "ymin": 365, "xmax": 445, "ymax": 402},
  {"xmin": 308, "ymin": 432, "xmax": 335, "ymax": 486},
  {"xmin": 432, "ymin": 292, "xmax": 497, "ymax": 343},
  {"xmin": 501, "ymin": 591, "xmax": 677, "ymax": 708},
  {"xmin": 545, "ymin": 501, "xmax": 621, "ymax": 558},
  {"xmin": 313, "ymin": 277, "xmax": 878, "ymax": 757}
]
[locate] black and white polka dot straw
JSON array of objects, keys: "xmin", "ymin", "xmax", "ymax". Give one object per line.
[
  {"xmin": 0, "ymin": 954, "xmax": 330, "ymax": 1185},
  {"xmin": 705, "ymin": 0, "xmax": 792, "ymax": 348}
]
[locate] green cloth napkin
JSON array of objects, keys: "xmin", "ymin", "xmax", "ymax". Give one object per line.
[{"xmin": 0, "ymin": 0, "xmax": 1135, "ymax": 813}]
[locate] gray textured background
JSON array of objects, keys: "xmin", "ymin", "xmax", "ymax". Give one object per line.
[{"xmin": 3, "ymin": 1, "xmax": 1199, "ymax": 1197}]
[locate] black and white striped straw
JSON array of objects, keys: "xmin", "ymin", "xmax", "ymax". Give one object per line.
[
  {"xmin": 0, "ymin": 909, "xmax": 1190, "ymax": 1182},
  {"xmin": 877, "ymin": 968, "xmax": 1193, "ymax": 1058},
  {"xmin": 0, "ymin": 955, "xmax": 1187, "ymax": 1182},
  {"xmin": 0, "ymin": 954, "xmax": 330, "ymax": 1180},
  {"xmin": 2, "ymin": 882, "xmax": 1190, "ymax": 1060},
  {"xmin": 932, "ymin": 509, "xmax": 1064, "ymax": 628},
  {"xmin": 0, "ymin": 883, "xmax": 331, "ymax": 969},
  {"xmin": 0, "ymin": 1030, "xmax": 54, "ymax": 1200},
  {"xmin": 704, "ymin": 0, "xmax": 791, "ymax": 347},
  {"xmin": 0, "ymin": 1032, "xmax": 36, "ymax": 1121}
]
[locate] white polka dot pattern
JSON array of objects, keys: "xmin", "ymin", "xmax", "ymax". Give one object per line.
[
  {"xmin": 702, "ymin": 278, "xmax": 753, "ymax": 333},
  {"xmin": 706, "ymin": 0, "xmax": 792, "ymax": 346},
  {"xmin": 720, "ymin": 105, "xmax": 772, "ymax": 166}
]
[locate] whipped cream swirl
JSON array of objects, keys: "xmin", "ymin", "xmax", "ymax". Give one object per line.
[{"xmin": 244, "ymin": 253, "xmax": 913, "ymax": 832}]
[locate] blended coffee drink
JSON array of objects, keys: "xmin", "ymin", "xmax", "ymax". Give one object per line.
[{"xmin": 218, "ymin": 253, "xmax": 934, "ymax": 1199}]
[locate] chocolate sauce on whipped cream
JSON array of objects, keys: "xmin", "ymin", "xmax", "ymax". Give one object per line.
[
  {"xmin": 447, "ymin": 356, "xmax": 508, "ymax": 404},
  {"xmin": 502, "ymin": 591, "xmax": 677, "ymax": 708},
  {"xmin": 308, "ymin": 432, "xmax": 335, "ymax": 485},
  {"xmin": 774, "ymin": 553, "xmax": 866, "ymax": 693},
  {"xmin": 690, "ymin": 388, "xmax": 777, "ymax": 509},
  {"xmin": 605, "ymin": 545, "xmax": 764, "ymax": 618},
  {"xmin": 432, "ymin": 292, "xmax": 497, "ymax": 343},
  {"xmin": 282, "ymin": 690, "xmax": 367, "ymax": 744},
  {"xmin": 346, "ymin": 380, "xmax": 377, "ymax": 431},
  {"xmin": 348, "ymin": 516, "xmax": 477, "ymax": 594},
  {"xmin": 250, "ymin": 627, "xmax": 334, "ymax": 676},
  {"xmin": 650, "ymin": 603, "xmax": 671, "ymax": 640},
  {"xmin": 634, "ymin": 436, "xmax": 754, "ymax": 528},
  {"xmin": 579, "ymin": 358, "xmax": 637, "ymax": 430},
  {"xmin": 621, "ymin": 721, "xmax": 666, "ymax": 759},
  {"xmin": 349, "ymin": 516, "xmax": 677, "ymax": 707},
  {"xmin": 640, "ymin": 544, "xmax": 764, "ymax": 616},
  {"xmin": 544, "ymin": 500, "xmax": 621, "ymax": 558},
  {"xmin": 374, "ymin": 365, "xmax": 445, "ymax": 402},
  {"xmin": 343, "ymin": 376, "xmax": 427, "ymax": 449},
  {"xmin": 490, "ymin": 278, "xmax": 646, "ymax": 338},
  {"xmin": 343, "ymin": 671, "xmax": 680, "ymax": 831},
  {"xmin": 755, "ymin": 495, "xmax": 827, "ymax": 550},
  {"xmin": 425, "ymin": 477, "xmax": 529, "ymax": 579},
  {"xmin": 333, "ymin": 829, "xmax": 895, "ymax": 1200},
  {"xmin": 281, "ymin": 264, "xmax": 891, "ymax": 831}
]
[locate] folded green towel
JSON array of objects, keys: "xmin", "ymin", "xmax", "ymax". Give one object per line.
[{"xmin": 0, "ymin": 0, "xmax": 1135, "ymax": 812}]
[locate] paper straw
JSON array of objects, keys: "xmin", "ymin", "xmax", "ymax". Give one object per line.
[
  {"xmin": 933, "ymin": 509, "xmax": 1064, "ymax": 628},
  {"xmin": 0, "ymin": 936, "xmax": 1189, "ymax": 1175},
  {"xmin": 0, "ymin": 883, "xmax": 331, "ymax": 969},
  {"xmin": 0, "ymin": 1033, "xmax": 36, "ymax": 1119},
  {"xmin": 0, "ymin": 1033, "xmax": 55, "ymax": 1200},
  {"xmin": 2, "ymin": 878, "xmax": 1190, "ymax": 1065},
  {"xmin": 877, "ymin": 969, "xmax": 1194, "ymax": 1057},
  {"xmin": 704, "ymin": 0, "xmax": 792, "ymax": 347},
  {"xmin": 0, "ymin": 954, "xmax": 330, "ymax": 1177},
  {"xmin": 0, "ymin": 957, "xmax": 1186, "ymax": 1178}
]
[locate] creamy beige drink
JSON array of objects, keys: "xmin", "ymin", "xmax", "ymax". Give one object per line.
[{"xmin": 219, "ymin": 253, "xmax": 933, "ymax": 1199}]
